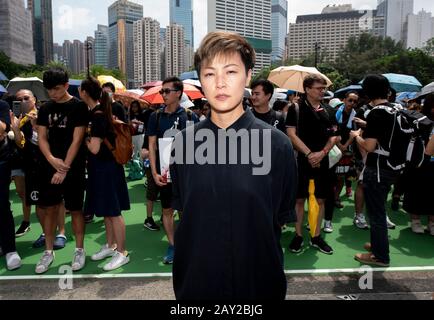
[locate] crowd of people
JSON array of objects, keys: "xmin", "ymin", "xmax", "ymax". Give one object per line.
[{"xmin": 0, "ymin": 30, "xmax": 433, "ymax": 300}]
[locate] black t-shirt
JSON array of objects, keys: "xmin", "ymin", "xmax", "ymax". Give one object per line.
[
  {"xmin": 171, "ymin": 109, "xmax": 297, "ymax": 300},
  {"xmin": 21, "ymin": 120, "xmax": 43, "ymax": 169},
  {"xmin": 37, "ymin": 97, "xmax": 89, "ymax": 168},
  {"xmin": 286, "ymin": 99, "xmax": 338, "ymax": 162},
  {"xmin": 112, "ymin": 102, "xmax": 127, "ymax": 123},
  {"xmin": 252, "ymin": 108, "xmax": 286, "ymax": 134},
  {"xmin": 363, "ymin": 104, "xmax": 396, "ymax": 170},
  {"xmin": 89, "ymin": 106, "xmax": 116, "ymax": 161},
  {"xmin": 0, "ymin": 100, "xmax": 10, "ymax": 162}
]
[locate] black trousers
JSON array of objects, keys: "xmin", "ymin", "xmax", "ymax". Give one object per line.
[{"xmin": 0, "ymin": 160, "xmax": 16, "ymax": 254}]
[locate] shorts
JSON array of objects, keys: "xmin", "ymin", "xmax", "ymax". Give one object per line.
[
  {"xmin": 11, "ymin": 169, "xmax": 25, "ymax": 178},
  {"xmin": 37, "ymin": 164, "xmax": 86, "ymax": 211},
  {"xmin": 145, "ymin": 168, "xmax": 173, "ymax": 209},
  {"xmin": 297, "ymin": 159, "xmax": 333, "ymax": 200}
]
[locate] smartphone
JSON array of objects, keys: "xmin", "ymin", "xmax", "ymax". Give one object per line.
[{"xmin": 12, "ymin": 101, "xmax": 22, "ymax": 117}]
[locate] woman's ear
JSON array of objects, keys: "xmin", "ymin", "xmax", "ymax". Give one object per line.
[{"xmin": 245, "ymin": 69, "xmax": 252, "ymax": 87}]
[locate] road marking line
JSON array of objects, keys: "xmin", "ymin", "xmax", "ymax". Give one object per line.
[{"xmin": 1, "ymin": 266, "xmax": 434, "ymax": 281}]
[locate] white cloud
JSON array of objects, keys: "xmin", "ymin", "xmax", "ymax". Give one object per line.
[{"xmin": 54, "ymin": 5, "xmax": 96, "ymax": 41}]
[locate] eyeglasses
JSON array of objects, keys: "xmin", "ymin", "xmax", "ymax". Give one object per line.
[
  {"xmin": 310, "ymin": 86, "xmax": 327, "ymax": 91},
  {"xmin": 159, "ymin": 89, "xmax": 179, "ymax": 95},
  {"xmin": 16, "ymin": 96, "xmax": 31, "ymax": 101}
]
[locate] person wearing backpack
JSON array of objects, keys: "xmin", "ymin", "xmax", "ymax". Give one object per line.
[
  {"xmin": 350, "ymin": 74, "xmax": 402, "ymax": 267},
  {"xmin": 402, "ymin": 94, "xmax": 434, "ymax": 235},
  {"xmin": 79, "ymin": 77, "xmax": 131, "ymax": 271},
  {"xmin": 147, "ymin": 77, "xmax": 199, "ymax": 265}
]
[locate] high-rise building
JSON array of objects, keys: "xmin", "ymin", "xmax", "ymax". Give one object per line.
[
  {"xmin": 53, "ymin": 43, "xmax": 63, "ymax": 62},
  {"xmin": 271, "ymin": 0, "xmax": 287, "ymax": 62},
  {"xmin": 405, "ymin": 9, "xmax": 434, "ymax": 49},
  {"xmin": 108, "ymin": 0, "xmax": 143, "ymax": 88},
  {"xmin": 28, "ymin": 0, "xmax": 53, "ymax": 65},
  {"xmin": 95, "ymin": 25, "xmax": 109, "ymax": 68},
  {"xmin": 71, "ymin": 40, "xmax": 85, "ymax": 75},
  {"xmin": 287, "ymin": 5, "xmax": 385, "ymax": 62},
  {"xmin": 208, "ymin": 0, "xmax": 272, "ymax": 74},
  {"xmin": 160, "ymin": 28, "xmax": 167, "ymax": 79},
  {"xmin": 165, "ymin": 24, "xmax": 185, "ymax": 78},
  {"xmin": 0, "ymin": 0, "xmax": 35, "ymax": 65},
  {"xmin": 170, "ymin": 0, "xmax": 194, "ymax": 69},
  {"xmin": 133, "ymin": 18, "xmax": 161, "ymax": 87},
  {"xmin": 62, "ymin": 40, "xmax": 73, "ymax": 69},
  {"xmin": 377, "ymin": 0, "xmax": 414, "ymax": 43}
]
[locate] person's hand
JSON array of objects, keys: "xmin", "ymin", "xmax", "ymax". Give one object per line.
[
  {"xmin": 49, "ymin": 156, "xmax": 70, "ymax": 174},
  {"xmin": 51, "ymin": 171, "xmax": 67, "ymax": 185},
  {"xmin": 308, "ymin": 152, "xmax": 324, "ymax": 168},
  {"xmin": 350, "ymin": 129, "xmax": 362, "ymax": 139},
  {"xmin": 153, "ymin": 173, "xmax": 167, "ymax": 187},
  {"xmin": 9, "ymin": 111, "xmax": 22, "ymax": 130},
  {"xmin": 140, "ymin": 149, "xmax": 149, "ymax": 160},
  {"xmin": 353, "ymin": 117, "xmax": 367, "ymax": 128}
]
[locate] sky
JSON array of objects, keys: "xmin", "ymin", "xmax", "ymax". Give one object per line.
[{"xmin": 52, "ymin": 0, "xmax": 434, "ymax": 49}]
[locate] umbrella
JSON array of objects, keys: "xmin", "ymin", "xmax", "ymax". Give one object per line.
[
  {"xmin": 113, "ymin": 91, "xmax": 149, "ymax": 108},
  {"xmin": 141, "ymin": 81, "xmax": 162, "ymax": 90},
  {"xmin": 268, "ymin": 65, "xmax": 333, "ymax": 93},
  {"xmin": 179, "ymin": 71, "xmax": 199, "ymax": 81},
  {"xmin": 0, "ymin": 84, "xmax": 6, "ymax": 93},
  {"xmin": 359, "ymin": 74, "xmax": 422, "ymax": 93},
  {"xmin": 0, "ymin": 71, "xmax": 8, "ymax": 81},
  {"xmin": 383, "ymin": 73, "xmax": 422, "ymax": 93},
  {"xmin": 97, "ymin": 75, "xmax": 126, "ymax": 92},
  {"xmin": 308, "ymin": 180, "xmax": 320, "ymax": 238},
  {"xmin": 395, "ymin": 92, "xmax": 418, "ymax": 105},
  {"xmin": 334, "ymin": 85, "xmax": 363, "ymax": 98},
  {"xmin": 6, "ymin": 77, "xmax": 49, "ymax": 101},
  {"xmin": 141, "ymin": 84, "xmax": 204, "ymax": 105},
  {"xmin": 183, "ymin": 79, "xmax": 202, "ymax": 88},
  {"xmin": 415, "ymin": 81, "xmax": 434, "ymax": 99}
]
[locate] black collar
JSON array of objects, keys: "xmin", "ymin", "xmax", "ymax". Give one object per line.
[{"xmin": 206, "ymin": 108, "xmax": 256, "ymax": 131}]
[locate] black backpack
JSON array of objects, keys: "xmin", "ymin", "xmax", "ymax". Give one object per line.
[{"xmin": 373, "ymin": 103, "xmax": 433, "ymax": 171}]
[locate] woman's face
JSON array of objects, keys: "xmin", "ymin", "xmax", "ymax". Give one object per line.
[{"xmin": 131, "ymin": 103, "xmax": 140, "ymax": 113}]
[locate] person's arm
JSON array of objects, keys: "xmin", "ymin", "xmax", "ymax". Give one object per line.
[
  {"xmin": 86, "ymin": 137, "xmax": 102, "ymax": 155},
  {"xmin": 38, "ymin": 125, "xmax": 70, "ymax": 173},
  {"xmin": 286, "ymin": 127, "xmax": 311, "ymax": 156},
  {"xmin": 308, "ymin": 135, "xmax": 338, "ymax": 168},
  {"xmin": 350, "ymin": 129, "xmax": 378, "ymax": 153},
  {"xmin": 149, "ymin": 135, "xmax": 167, "ymax": 186},
  {"xmin": 64, "ymin": 126, "xmax": 86, "ymax": 168},
  {"xmin": 9, "ymin": 112, "xmax": 25, "ymax": 148},
  {"xmin": 425, "ymin": 135, "xmax": 434, "ymax": 155}
]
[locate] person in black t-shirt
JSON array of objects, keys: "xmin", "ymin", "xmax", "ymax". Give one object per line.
[
  {"xmin": 286, "ymin": 74, "xmax": 339, "ymax": 255},
  {"xmin": 129, "ymin": 100, "xmax": 147, "ymax": 163},
  {"xmin": 102, "ymin": 82, "xmax": 127, "ymax": 123},
  {"xmin": 350, "ymin": 74, "xmax": 401, "ymax": 267},
  {"xmin": 250, "ymin": 79, "xmax": 286, "ymax": 133},
  {"xmin": 35, "ymin": 67, "xmax": 89, "ymax": 274}
]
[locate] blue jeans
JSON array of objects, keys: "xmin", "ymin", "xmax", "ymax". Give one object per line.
[
  {"xmin": 363, "ymin": 166, "xmax": 399, "ymax": 264},
  {"xmin": 0, "ymin": 160, "xmax": 16, "ymax": 254}
]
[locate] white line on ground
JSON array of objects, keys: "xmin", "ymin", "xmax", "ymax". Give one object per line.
[{"xmin": 1, "ymin": 266, "xmax": 434, "ymax": 281}]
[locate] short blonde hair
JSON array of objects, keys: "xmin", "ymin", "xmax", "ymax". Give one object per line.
[{"xmin": 194, "ymin": 31, "xmax": 256, "ymax": 78}]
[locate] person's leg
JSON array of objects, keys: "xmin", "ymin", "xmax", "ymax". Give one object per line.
[
  {"xmin": 13, "ymin": 175, "xmax": 31, "ymax": 223},
  {"xmin": 315, "ymin": 199, "xmax": 326, "ymax": 237},
  {"xmin": 70, "ymin": 211, "xmax": 85, "ymax": 249},
  {"xmin": 355, "ymin": 182, "xmax": 365, "ymax": 214},
  {"xmin": 0, "ymin": 164, "xmax": 16, "ymax": 254},
  {"xmin": 111, "ymin": 216, "xmax": 126, "ymax": 253},
  {"xmin": 43, "ymin": 204, "xmax": 60, "ymax": 251},
  {"xmin": 146, "ymin": 200, "xmax": 154, "ymax": 219},
  {"xmin": 334, "ymin": 175, "xmax": 344, "ymax": 205},
  {"xmin": 294, "ymin": 199, "xmax": 305, "ymax": 237},
  {"xmin": 163, "ymin": 208, "xmax": 175, "ymax": 245}
]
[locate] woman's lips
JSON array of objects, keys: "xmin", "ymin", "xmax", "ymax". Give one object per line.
[{"xmin": 215, "ymin": 94, "xmax": 230, "ymax": 101}]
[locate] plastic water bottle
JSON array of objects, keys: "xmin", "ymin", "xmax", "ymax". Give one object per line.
[{"xmin": 144, "ymin": 159, "xmax": 150, "ymax": 168}]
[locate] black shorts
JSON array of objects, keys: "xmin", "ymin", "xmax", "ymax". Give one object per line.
[
  {"xmin": 297, "ymin": 159, "xmax": 333, "ymax": 200},
  {"xmin": 37, "ymin": 163, "xmax": 86, "ymax": 211},
  {"xmin": 145, "ymin": 168, "xmax": 173, "ymax": 209}
]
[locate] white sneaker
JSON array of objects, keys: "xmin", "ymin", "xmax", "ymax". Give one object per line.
[
  {"xmin": 35, "ymin": 251, "xmax": 54, "ymax": 274},
  {"xmin": 91, "ymin": 244, "xmax": 116, "ymax": 261},
  {"xmin": 354, "ymin": 214, "xmax": 369, "ymax": 229},
  {"xmin": 411, "ymin": 220, "xmax": 424, "ymax": 234},
  {"xmin": 323, "ymin": 220, "xmax": 333, "ymax": 233},
  {"xmin": 72, "ymin": 248, "xmax": 86, "ymax": 271},
  {"xmin": 386, "ymin": 215, "xmax": 396, "ymax": 229},
  {"xmin": 6, "ymin": 252, "xmax": 22, "ymax": 271},
  {"xmin": 103, "ymin": 251, "xmax": 130, "ymax": 271}
]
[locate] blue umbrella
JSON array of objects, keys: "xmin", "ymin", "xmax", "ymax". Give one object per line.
[
  {"xmin": 396, "ymin": 91, "xmax": 417, "ymax": 105},
  {"xmin": 180, "ymin": 71, "xmax": 198, "ymax": 81},
  {"xmin": 0, "ymin": 71, "xmax": 8, "ymax": 81},
  {"xmin": 360, "ymin": 74, "xmax": 422, "ymax": 93},
  {"xmin": 0, "ymin": 84, "xmax": 6, "ymax": 93},
  {"xmin": 334, "ymin": 85, "xmax": 363, "ymax": 98}
]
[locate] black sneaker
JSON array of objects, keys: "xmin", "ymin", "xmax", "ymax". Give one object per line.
[
  {"xmin": 289, "ymin": 235, "xmax": 304, "ymax": 253},
  {"xmin": 310, "ymin": 236, "xmax": 333, "ymax": 255},
  {"xmin": 144, "ymin": 217, "xmax": 160, "ymax": 231},
  {"xmin": 15, "ymin": 221, "xmax": 31, "ymax": 238}
]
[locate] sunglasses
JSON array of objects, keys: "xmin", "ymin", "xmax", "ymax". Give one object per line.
[
  {"xmin": 16, "ymin": 96, "xmax": 31, "ymax": 101},
  {"xmin": 159, "ymin": 89, "xmax": 179, "ymax": 95}
]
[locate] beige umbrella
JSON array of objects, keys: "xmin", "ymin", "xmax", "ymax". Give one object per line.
[{"xmin": 268, "ymin": 65, "xmax": 332, "ymax": 93}]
